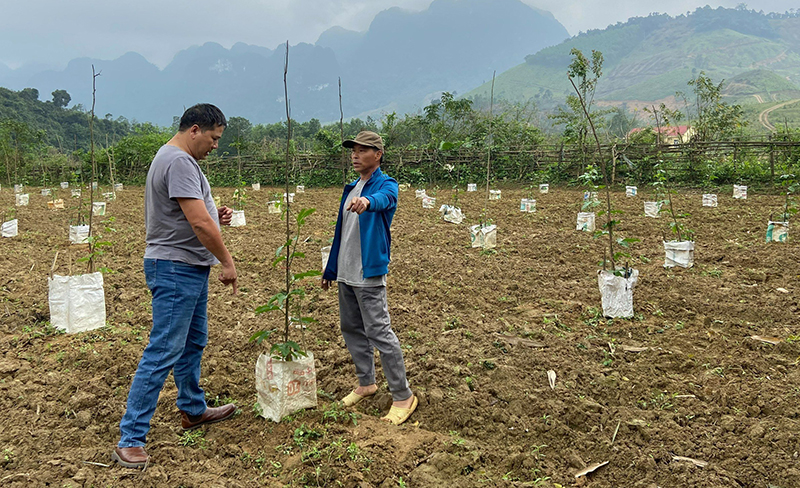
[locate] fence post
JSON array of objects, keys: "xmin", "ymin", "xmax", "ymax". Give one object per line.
[{"xmin": 769, "ymin": 133, "xmax": 775, "ymax": 185}]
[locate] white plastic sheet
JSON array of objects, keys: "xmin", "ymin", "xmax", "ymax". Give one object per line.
[
  {"xmin": 1, "ymin": 219, "xmax": 18, "ymax": 238},
  {"xmin": 644, "ymin": 201, "xmax": 661, "ymax": 218},
  {"xmin": 702, "ymin": 194, "xmax": 717, "ymax": 207},
  {"xmin": 48, "ymin": 272, "xmax": 106, "ymax": 334},
  {"xmin": 766, "ymin": 221, "xmax": 788, "ymax": 242},
  {"xmin": 576, "ymin": 212, "xmax": 596, "ymax": 232},
  {"xmin": 251, "ymin": 183, "xmax": 261, "ymax": 191},
  {"xmin": 69, "ymin": 225, "xmax": 90, "ymax": 244},
  {"xmin": 539, "ymin": 184, "xmax": 549, "ymax": 194},
  {"xmin": 520, "ymin": 198, "xmax": 536, "ymax": 213},
  {"xmin": 469, "ymin": 224, "xmax": 497, "ymax": 249},
  {"xmin": 467, "ymin": 183, "xmax": 477, "ymax": 192},
  {"xmin": 626, "ymin": 186, "xmax": 637, "ymax": 197},
  {"xmin": 255, "ymin": 353, "xmax": 317, "ymax": 422},
  {"xmin": 733, "ymin": 185, "xmax": 747, "ymax": 199},
  {"xmin": 230, "ymin": 210, "xmax": 246, "ymax": 227},
  {"xmin": 489, "ymin": 189, "xmax": 501, "ymax": 200},
  {"xmin": 439, "ymin": 204, "xmax": 464, "ymax": 224},
  {"xmin": 598, "ymin": 269, "xmax": 638, "ymax": 318},
  {"xmin": 663, "ymin": 240, "xmax": 695, "ymax": 268},
  {"xmin": 16, "ymin": 194, "xmax": 29, "ymax": 206},
  {"xmin": 422, "ymin": 196, "xmax": 436, "ymax": 209},
  {"xmin": 92, "ymin": 202, "xmax": 106, "ymax": 216}
]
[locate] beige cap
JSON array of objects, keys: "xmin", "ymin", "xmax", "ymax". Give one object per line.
[{"xmin": 343, "ymin": 131, "xmax": 384, "ymax": 152}]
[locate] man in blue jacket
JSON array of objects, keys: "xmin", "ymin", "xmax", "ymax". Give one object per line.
[{"xmin": 321, "ymin": 131, "xmax": 417, "ymax": 425}]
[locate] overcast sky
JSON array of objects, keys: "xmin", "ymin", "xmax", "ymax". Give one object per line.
[{"xmin": 1, "ymin": 0, "xmax": 796, "ymax": 70}]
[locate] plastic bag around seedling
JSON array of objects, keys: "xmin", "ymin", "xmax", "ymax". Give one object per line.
[
  {"xmin": 48, "ymin": 272, "xmax": 106, "ymax": 334},
  {"xmin": 663, "ymin": 240, "xmax": 694, "ymax": 268},
  {"xmin": 467, "ymin": 183, "xmax": 477, "ymax": 192},
  {"xmin": 539, "ymin": 184, "xmax": 549, "ymax": 194},
  {"xmin": 598, "ymin": 268, "xmax": 638, "ymax": 318},
  {"xmin": 230, "ymin": 210, "xmax": 246, "ymax": 227},
  {"xmin": 415, "ymin": 189, "xmax": 427, "ymax": 198},
  {"xmin": 469, "ymin": 224, "xmax": 497, "ymax": 249},
  {"xmin": 644, "ymin": 201, "xmax": 661, "ymax": 218},
  {"xmin": 1, "ymin": 219, "xmax": 18, "ymax": 238},
  {"xmin": 766, "ymin": 221, "xmax": 788, "ymax": 242},
  {"xmin": 520, "ymin": 199, "xmax": 536, "ymax": 213},
  {"xmin": 255, "ymin": 353, "xmax": 317, "ymax": 422},
  {"xmin": 489, "ymin": 190, "xmax": 501, "ymax": 200},
  {"xmin": 439, "ymin": 204, "xmax": 464, "ymax": 224},
  {"xmin": 576, "ymin": 212, "xmax": 595, "ymax": 232},
  {"xmin": 422, "ymin": 196, "xmax": 436, "ymax": 209}
]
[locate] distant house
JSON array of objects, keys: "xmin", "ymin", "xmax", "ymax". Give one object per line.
[{"xmin": 628, "ymin": 125, "xmax": 695, "ymax": 144}]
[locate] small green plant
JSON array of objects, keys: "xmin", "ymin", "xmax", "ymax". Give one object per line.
[
  {"xmin": 654, "ymin": 163, "xmax": 694, "ymax": 242},
  {"xmin": 776, "ymin": 173, "xmax": 799, "ymax": 222},
  {"xmin": 451, "ymin": 185, "xmax": 460, "ymax": 207},
  {"xmin": 250, "ymin": 205, "xmax": 320, "ymax": 361},
  {"xmin": 179, "ymin": 429, "xmax": 206, "ymax": 448},
  {"xmin": 292, "ymin": 423, "xmax": 323, "ymax": 448},
  {"xmin": 578, "ymin": 165, "xmax": 601, "ymax": 212},
  {"xmin": 322, "ymin": 402, "xmax": 359, "ymax": 426},
  {"xmin": 232, "ymin": 181, "xmax": 247, "ymax": 211}
]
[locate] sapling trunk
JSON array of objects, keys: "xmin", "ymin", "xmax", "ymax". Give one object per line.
[
  {"xmin": 87, "ymin": 65, "xmax": 99, "ymax": 273},
  {"xmin": 486, "ymin": 71, "xmax": 495, "ymax": 200},
  {"xmin": 666, "ymin": 191, "xmax": 683, "ymax": 242},
  {"xmin": 283, "ymin": 41, "xmax": 291, "ymax": 344},
  {"xmin": 568, "ymin": 76, "xmax": 616, "ymax": 270}
]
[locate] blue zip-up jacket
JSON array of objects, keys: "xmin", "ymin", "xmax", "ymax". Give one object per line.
[{"xmin": 323, "ymin": 167, "xmax": 398, "ymax": 281}]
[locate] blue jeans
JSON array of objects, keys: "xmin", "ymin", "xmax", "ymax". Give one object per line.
[{"xmin": 118, "ymin": 259, "xmax": 211, "ymax": 448}]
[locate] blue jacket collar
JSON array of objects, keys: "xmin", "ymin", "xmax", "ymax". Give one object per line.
[{"xmin": 346, "ymin": 167, "xmax": 384, "ymax": 190}]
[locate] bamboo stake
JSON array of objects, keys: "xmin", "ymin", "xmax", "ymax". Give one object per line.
[
  {"xmin": 486, "ymin": 71, "xmax": 495, "ymax": 200},
  {"xmin": 283, "ymin": 41, "xmax": 291, "ymax": 343}
]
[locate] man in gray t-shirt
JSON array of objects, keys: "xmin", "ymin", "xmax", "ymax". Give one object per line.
[{"xmin": 113, "ymin": 104, "xmax": 239, "ymax": 469}]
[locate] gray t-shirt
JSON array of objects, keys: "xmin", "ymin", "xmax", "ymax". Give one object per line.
[
  {"xmin": 143, "ymin": 144, "xmax": 219, "ymax": 266},
  {"xmin": 337, "ymin": 178, "xmax": 386, "ymax": 287}
]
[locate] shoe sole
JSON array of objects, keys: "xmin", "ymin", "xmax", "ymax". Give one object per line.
[
  {"xmin": 182, "ymin": 409, "xmax": 238, "ymax": 431},
  {"xmin": 111, "ymin": 451, "xmax": 149, "ymax": 469}
]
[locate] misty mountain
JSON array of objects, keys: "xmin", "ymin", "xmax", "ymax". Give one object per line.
[
  {"xmin": 465, "ymin": 6, "xmax": 800, "ymax": 109},
  {"xmin": 0, "ymin": 0, "xmax": 568, "ymax": 125}
]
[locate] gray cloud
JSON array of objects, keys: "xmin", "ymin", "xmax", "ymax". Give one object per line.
[{"xmin": 1, "ymin": 0, "xmax": 795, "ymax": 69}]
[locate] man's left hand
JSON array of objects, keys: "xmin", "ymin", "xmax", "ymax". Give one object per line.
[
  {"xmin": 218, "ymin": 205, "xmax": 234, "ymax": 226},
  {"xmin": 346, "ymin": 197, "xmax": 370, "ymax": 215}
]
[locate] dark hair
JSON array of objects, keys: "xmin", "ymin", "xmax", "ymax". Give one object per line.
[{"xmin": 179, "ymin": 104, "xmax": 227, "ymax": 131}]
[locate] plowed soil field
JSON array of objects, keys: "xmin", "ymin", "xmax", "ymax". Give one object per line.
[{"xmin": 1, "ymin": 184, "xmax": 800, "ymax": 488}]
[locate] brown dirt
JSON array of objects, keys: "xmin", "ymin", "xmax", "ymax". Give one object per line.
[{"xmin": 1, "ymin": 184, "xmax": 800, "ymax": 487}]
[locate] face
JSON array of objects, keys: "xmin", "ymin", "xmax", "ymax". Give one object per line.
[
  {"xmin": 189, "ymin": 124, "xmax": 224, "ymax": 160},
  {"xmin": 350, "ymin": 143, "xmax": 381, "ymax": 176}
]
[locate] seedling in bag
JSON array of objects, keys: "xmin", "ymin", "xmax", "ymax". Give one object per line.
[
  {"xmin": 776, "ymin": 174, "xmax": 799, "ymax": 222},
  {"xmin": 654, "ymin": 164, "xmax": 694, "ymax": 243}
]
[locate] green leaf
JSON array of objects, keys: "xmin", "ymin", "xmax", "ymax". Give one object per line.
[
  {"xmin": 249, "ymin": 329, "xmax": 274, "ymax": 344},
  {"xmin": 272, "ymin": 255, "xmax": 287, "ymax": 267},
  {"xmin": 292, "ymin": 270, "xmax": 322, "ymax": 281},
  {"xmin": 290, "ymin": 252, "xmax": 306, "ymax": 259},
  {"xmin": 255, "ymin": 304, "xmax": 280, "ymax": 314}
]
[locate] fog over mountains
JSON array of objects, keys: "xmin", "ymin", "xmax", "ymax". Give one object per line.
[{"xmin": 0, "ymin": 0, "xmax": 568, "ymax": 125}]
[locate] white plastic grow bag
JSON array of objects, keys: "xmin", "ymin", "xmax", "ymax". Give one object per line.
[
  {"xmin": 102, "ymin": 192, "xmax": 116, "ymax": 201},
  {"xmin": 91, "ymin": 182, "xmax": 98, "ymax": 190},
  {"xmin": 422, "ymin": 196, "xmax": 436, "ymax": 209},
  {"xmin": 41, "ymin": 188, "xmax": 51, "ymax": 196},
  {"xmin": 14, "ymin": 184, "xmax": 23, "ymax": 193},
  {"xmin": 230, "ymin": 210, "xmax": 246, "ymax": 227},
  {"xmin": 113, "ymin": 183, "xmax": 123, "ymax": 191},
  {"xmin": 16, "ymin": 194, "xmax": 29, "ymax": 206},
  {"xmin": 470, "ymin": 224, "xmax": 497, "ymax": 249},
  {"xmin": 1, "ymin": 219, "xmax": 18, "ymax": 238},
  {"xmin": 268, "ymin": 201, "xmax": 281, "ymax": 214},
  {"xmin": 251, "ymin": 183, "xmax": 261, "ymax": 191},
  {"xmin": 663, "ymin": 240, "xmax": 694, "ymax": 268},
  {"xmin": 48, "ymin": 199, "xmax": 65, "ymax": 210},
  {"xmin": 598, "ymin": 269, "xmax": 638, "ymax": 318},
  {"xmin": 71, "ymin": 189, "xmax": 81, "ymax": 198},
  {"xmin": 766, "ymin": 221, "xmax": 788, "ymax": 242},
  {"xmin": 439, "ymin": 204, "xmax": 464, "ymax": 224},
  {"xmin": 48, "ymin": 272, "xmax": 106, "ymax": 334},
  {"xmin": 321, "ymin": 246, "xmax": 331, "ymax": 271},
  {"xmin": 539, "ymin": 184, "xmax": 549, "ymax": 194},
  {"xmin": 60, "ymin": 182, "xmax": 69, "ymax": 189},
  {"xmin": 644, "ymin": 201, "xmax": 661, "ymax": 218},
  {"xmin": 626, "ymin": 186, "xmax": 637, "ymax": 197},
  {"xmin": 69, "ymin": 225, "xmax": 90, "ymax": 244},
  {"xmin": 520, "ymin": 199, "xmax": 536, "ymax": 213},
  {"xmin": 733, "ymin": 185, "xmax": 747, "ymax": 199},
  {"xmin": 467, "ymin": 183, "xmax": 477, "ymax": 192},
  {"xmin": 576, "ymin": 212, "xmax": 596, "ymax": 232},
  {"xmin": 255, "ymin": 353, "xmax": 317, "ymax": 422},
  {"xmin": 702, "ymin": 194, "xmax": 717, "ymax": 207},
  {"xmin": 296, "ymin": 185, "xmax": 305, "ymax": 193},
  {"xmin": 583, "ymin": 191, "xmax": 598, "ymax": 202},
  {"xmin": 415, "ymin": 189, "xmax": 427, "ymax": 198},
  {"xmin": 489, "ymin": 190, "xmax": 501, "ymax": 200},
  {"xmin": 92, "ymin": 202, "xmax": 106, "ymax": 216},
  {"xmin": 283, "ymin": 193, "xmax": 295, "ymax": 203}
]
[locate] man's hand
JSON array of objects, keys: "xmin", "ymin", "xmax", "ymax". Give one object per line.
[
  {"xmin": 219, "ymin": 260, "xmax": 238, "ymax": 294},
  {"xmin": 346, "ymin": 196, "xmax": 370, "ymax": 214},
  {"xmin": 321, "ymin": 278, "xmax": 331, "ymax": 291},
  {"xmin": 218, "ymin": 205, "xmax": 234, "ymax": 226}
]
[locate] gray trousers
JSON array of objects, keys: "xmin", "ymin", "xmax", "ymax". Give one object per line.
[{"xmin": 338, "ymin": 283, "xmax": 412, "ymax": 402}]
